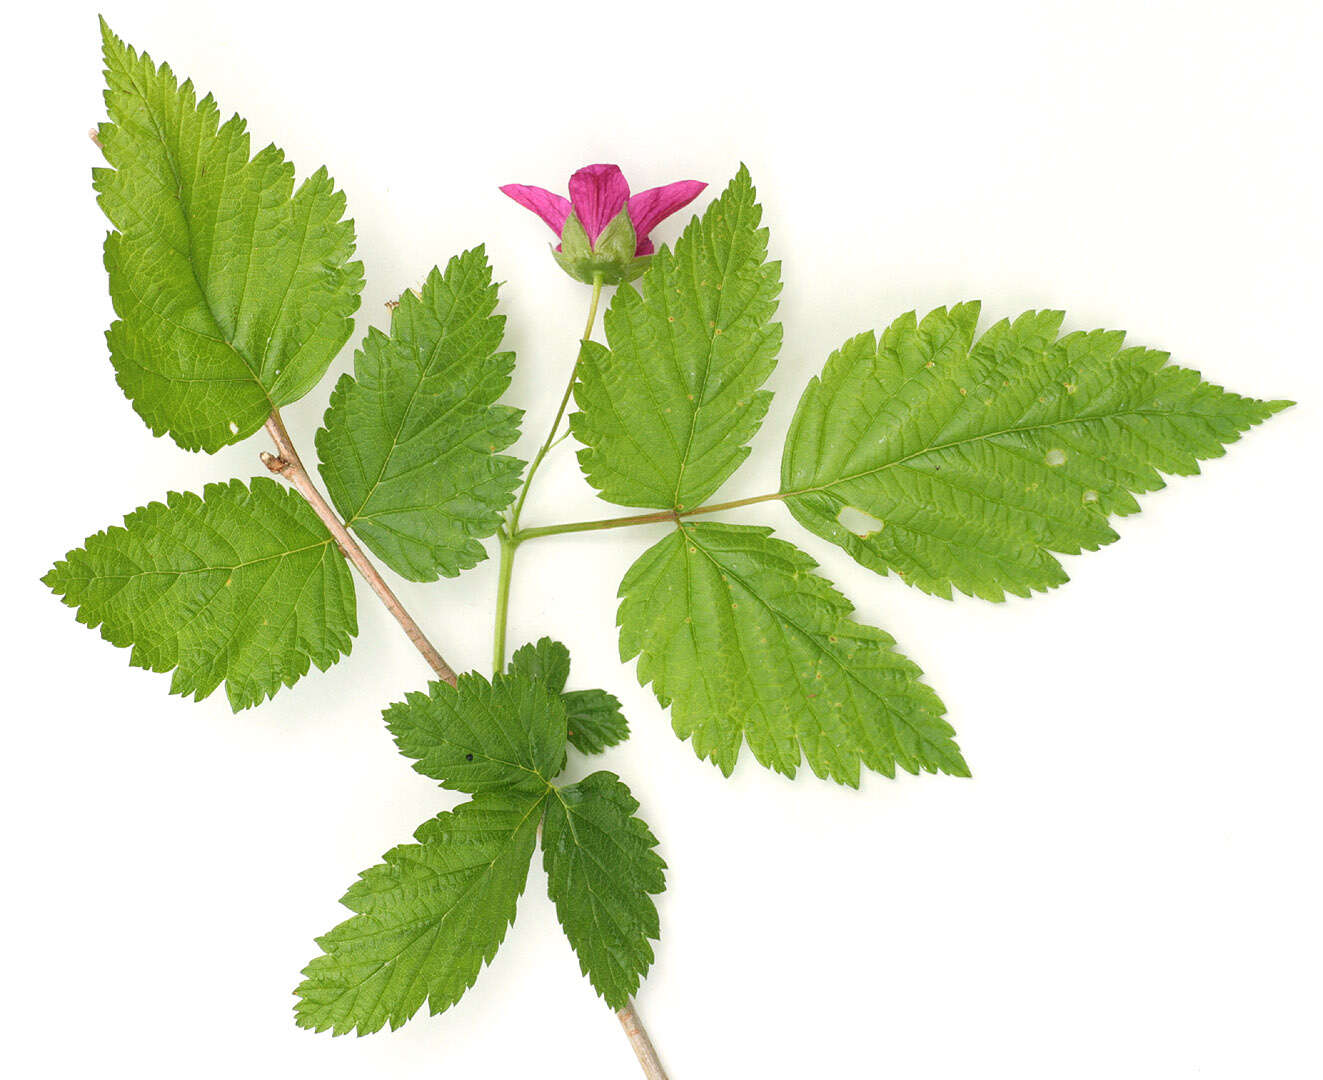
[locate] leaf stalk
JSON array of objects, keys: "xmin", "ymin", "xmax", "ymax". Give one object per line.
[{"xmin": 513, "ymin": 489, "xmax": 787, "ymax": 542}]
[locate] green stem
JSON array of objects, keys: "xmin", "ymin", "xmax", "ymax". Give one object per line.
[
  {"xmin": 513, "ymin": 489, "xmax": 788, "ymax": 543},
  {"xmin": 509, "ymin": 273, "xmax": 603, "ymax": 529},
  {"xmin": 482, "ymin": 274, "xmax": 671, "ymax": 1080},
  {"xmin": 492, "ymin": 530, "xmax": 515, "ymax": 674},
  {"xmin": 492, "ymin": 273, "xmax": 605, "ymax": 673}
]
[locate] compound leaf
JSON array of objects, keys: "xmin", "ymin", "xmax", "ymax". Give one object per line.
[
  {"xmin": 295, "ymin": 790, "xmax": 544, "ymax": 1035},
  {"xmin": 95, "ymin": 21, "xmax": 363, "ymax": 452},
  {"xmin": 571, "ymin": 165, "xmax": 782, "ymax": 511},
  {"xmin": 384, "ymin": 672, "xmax": 566, "ymax": 794},
  {"xmin": 618, "ymin": 521, "xmax": 964, "ymax": 785},
  {"xmin": 508, "ymin": 638, "xmax": 630, "ymax": 756},
  {"xmin": 542, "ymin": 772, "xmax": 665, "ymax": 1009},
  {"xmin": 782, "ymin": 304, "xmax": 1291, "ymax": 601},
  {"xmin": 43, "ymin": 477, "xmax": 356, "ymax": 710},
  {"xmin": 316, "ymin": 249, "xmax": 524, "ymax": 581}
]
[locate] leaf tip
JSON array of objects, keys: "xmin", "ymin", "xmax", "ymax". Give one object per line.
[
  {"xmin": 944, "ymin": 749, "xmax": 972, "ymax": 779},
  {"xmin": 40, "ymin": 562, "xmax": 64, "ymax": 594}
]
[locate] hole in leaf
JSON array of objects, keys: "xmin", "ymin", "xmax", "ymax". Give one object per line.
[{"xmin": 836, "ymin": 505, "xmax": 885, "ymax": 538}]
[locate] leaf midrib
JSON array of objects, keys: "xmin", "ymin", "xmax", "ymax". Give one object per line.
[
  {"xmin": 680, "ymin": 524, "xmax": 947, "ymax": 772},
  {"xmin": 784, "ymin": 406, "xmax": 1189, "ymax": 502},
  {"xmin": 115, "ymin": 59, "xmax": 286, "ymax": 419},
  {"xmin": 56, "ymin": 538, "xmax": 335, "ymax": 584},
  {"xmin": 341, "ymin": 295, "xmax": 498, "ymax": 525},
  {"xmin": 319, "ymin": 794, "xmax": 545, "ymax": 1020},
  {"xmin": 670, "ymin": 190, "xmax": 754, "ymax": 509}
]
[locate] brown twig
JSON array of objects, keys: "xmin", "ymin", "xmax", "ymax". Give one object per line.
[
  {"xmin": 260, "ymin": 409, "xmax": 457, "ymax": 687},
  {"xmin": 618, "ymin": 1002, "xmax": 669, "ymax": 1080}
]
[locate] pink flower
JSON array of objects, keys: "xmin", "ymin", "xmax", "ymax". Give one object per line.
[{"xmin": 501, "ymin": 164, "xmax": 706, "ymax": 284}]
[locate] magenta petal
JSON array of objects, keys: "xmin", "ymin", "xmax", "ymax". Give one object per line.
[
  {"xmin": 627, "ymin": 180, "xmax": 707, "ymax": 251},
  {"xmin": 499, "ymin": 184, "xmax": 572, "ymax": 237},
  {"xmin": 568, "ymin": 164, "xmax": 630, "ymax": 243}
]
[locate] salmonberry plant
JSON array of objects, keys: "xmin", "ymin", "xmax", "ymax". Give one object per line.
[{"xmin": 45, "ymin": 21, "xmax": 1291, "ymax": 1077}]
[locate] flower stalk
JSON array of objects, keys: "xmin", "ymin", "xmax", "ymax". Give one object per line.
[{"xmin": 491, "ymin": 272, "xmax": 603, "ymax": 673}]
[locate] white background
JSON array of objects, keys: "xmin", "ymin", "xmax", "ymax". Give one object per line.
[{"xmin": 4, "ymin": 1, "xmax": 1320, "ymax": 1077}]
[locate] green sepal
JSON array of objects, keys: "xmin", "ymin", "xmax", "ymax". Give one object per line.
[
  {"xmin": 560, "ymin": 211, "xmax": 592, "ymax": 260},
  {"xmin": 552, "ymin": 210, "xmax": 651, "ymax": 285},
  {"xmin": 592, "ymin": 207, "xmax": 639, "ymax": 263}
]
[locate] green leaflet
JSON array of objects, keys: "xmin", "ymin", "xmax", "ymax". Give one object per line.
[
  {"xmin": 508, "ymin": 637, "xmax": 572, "ymax": 692},
  {"xmin": 96, "ymin": 21, "xmax": 363, "ymax": 452},
  {"xmin": 542, "ymin": 772, "xmax": 666, "ymax": 1010},
  {"xmin": 43, "ymin": 477, "xmax": 356, "ymax": 710},
  {"xmin": 561, "ymin": 691, "xmax": 631, "ymax": 757},
  {"xmin": 571, "ymin": 165, "xmax": 782, "ymax": 511},
  {"xmin": 303, "ymin": 663, "xmax": 663, "ymax": 1032},
  {"xmin": 509, "ymin": 638, "xmax": 630, "ymax": 755},
  {"xmin": 618, "ymin": 521, "xmax": 964, "ymax": 785},
  {"xmin": 316, "ymin": 249, "xmax": 524, "ymax": 581},
  {"xmin": 385, "ymin": 672, "xmax": 567, "ymax": 794},
  {"xmin": 782, "ymin": 304, "xmax": 1291, "ymax": 601},
  {"xmin": 295, "ymin": 790, "xmax": 544, "ymax": 1036}
]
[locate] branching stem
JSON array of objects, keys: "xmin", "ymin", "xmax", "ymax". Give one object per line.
[
  {"xmin": 491, "ymin": 272, "xmax": 603, "ymax": 674},
  {"xmin": 261, "ymin": 410, "xmax": 458, "ymax": 687},
  {"xmin": 507, "ymin": 273, "xmax": 603, "ymax": 531},
  {"xmin": 487, "ymin": 276, "xmax": 670, "ymax": 1080}
]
